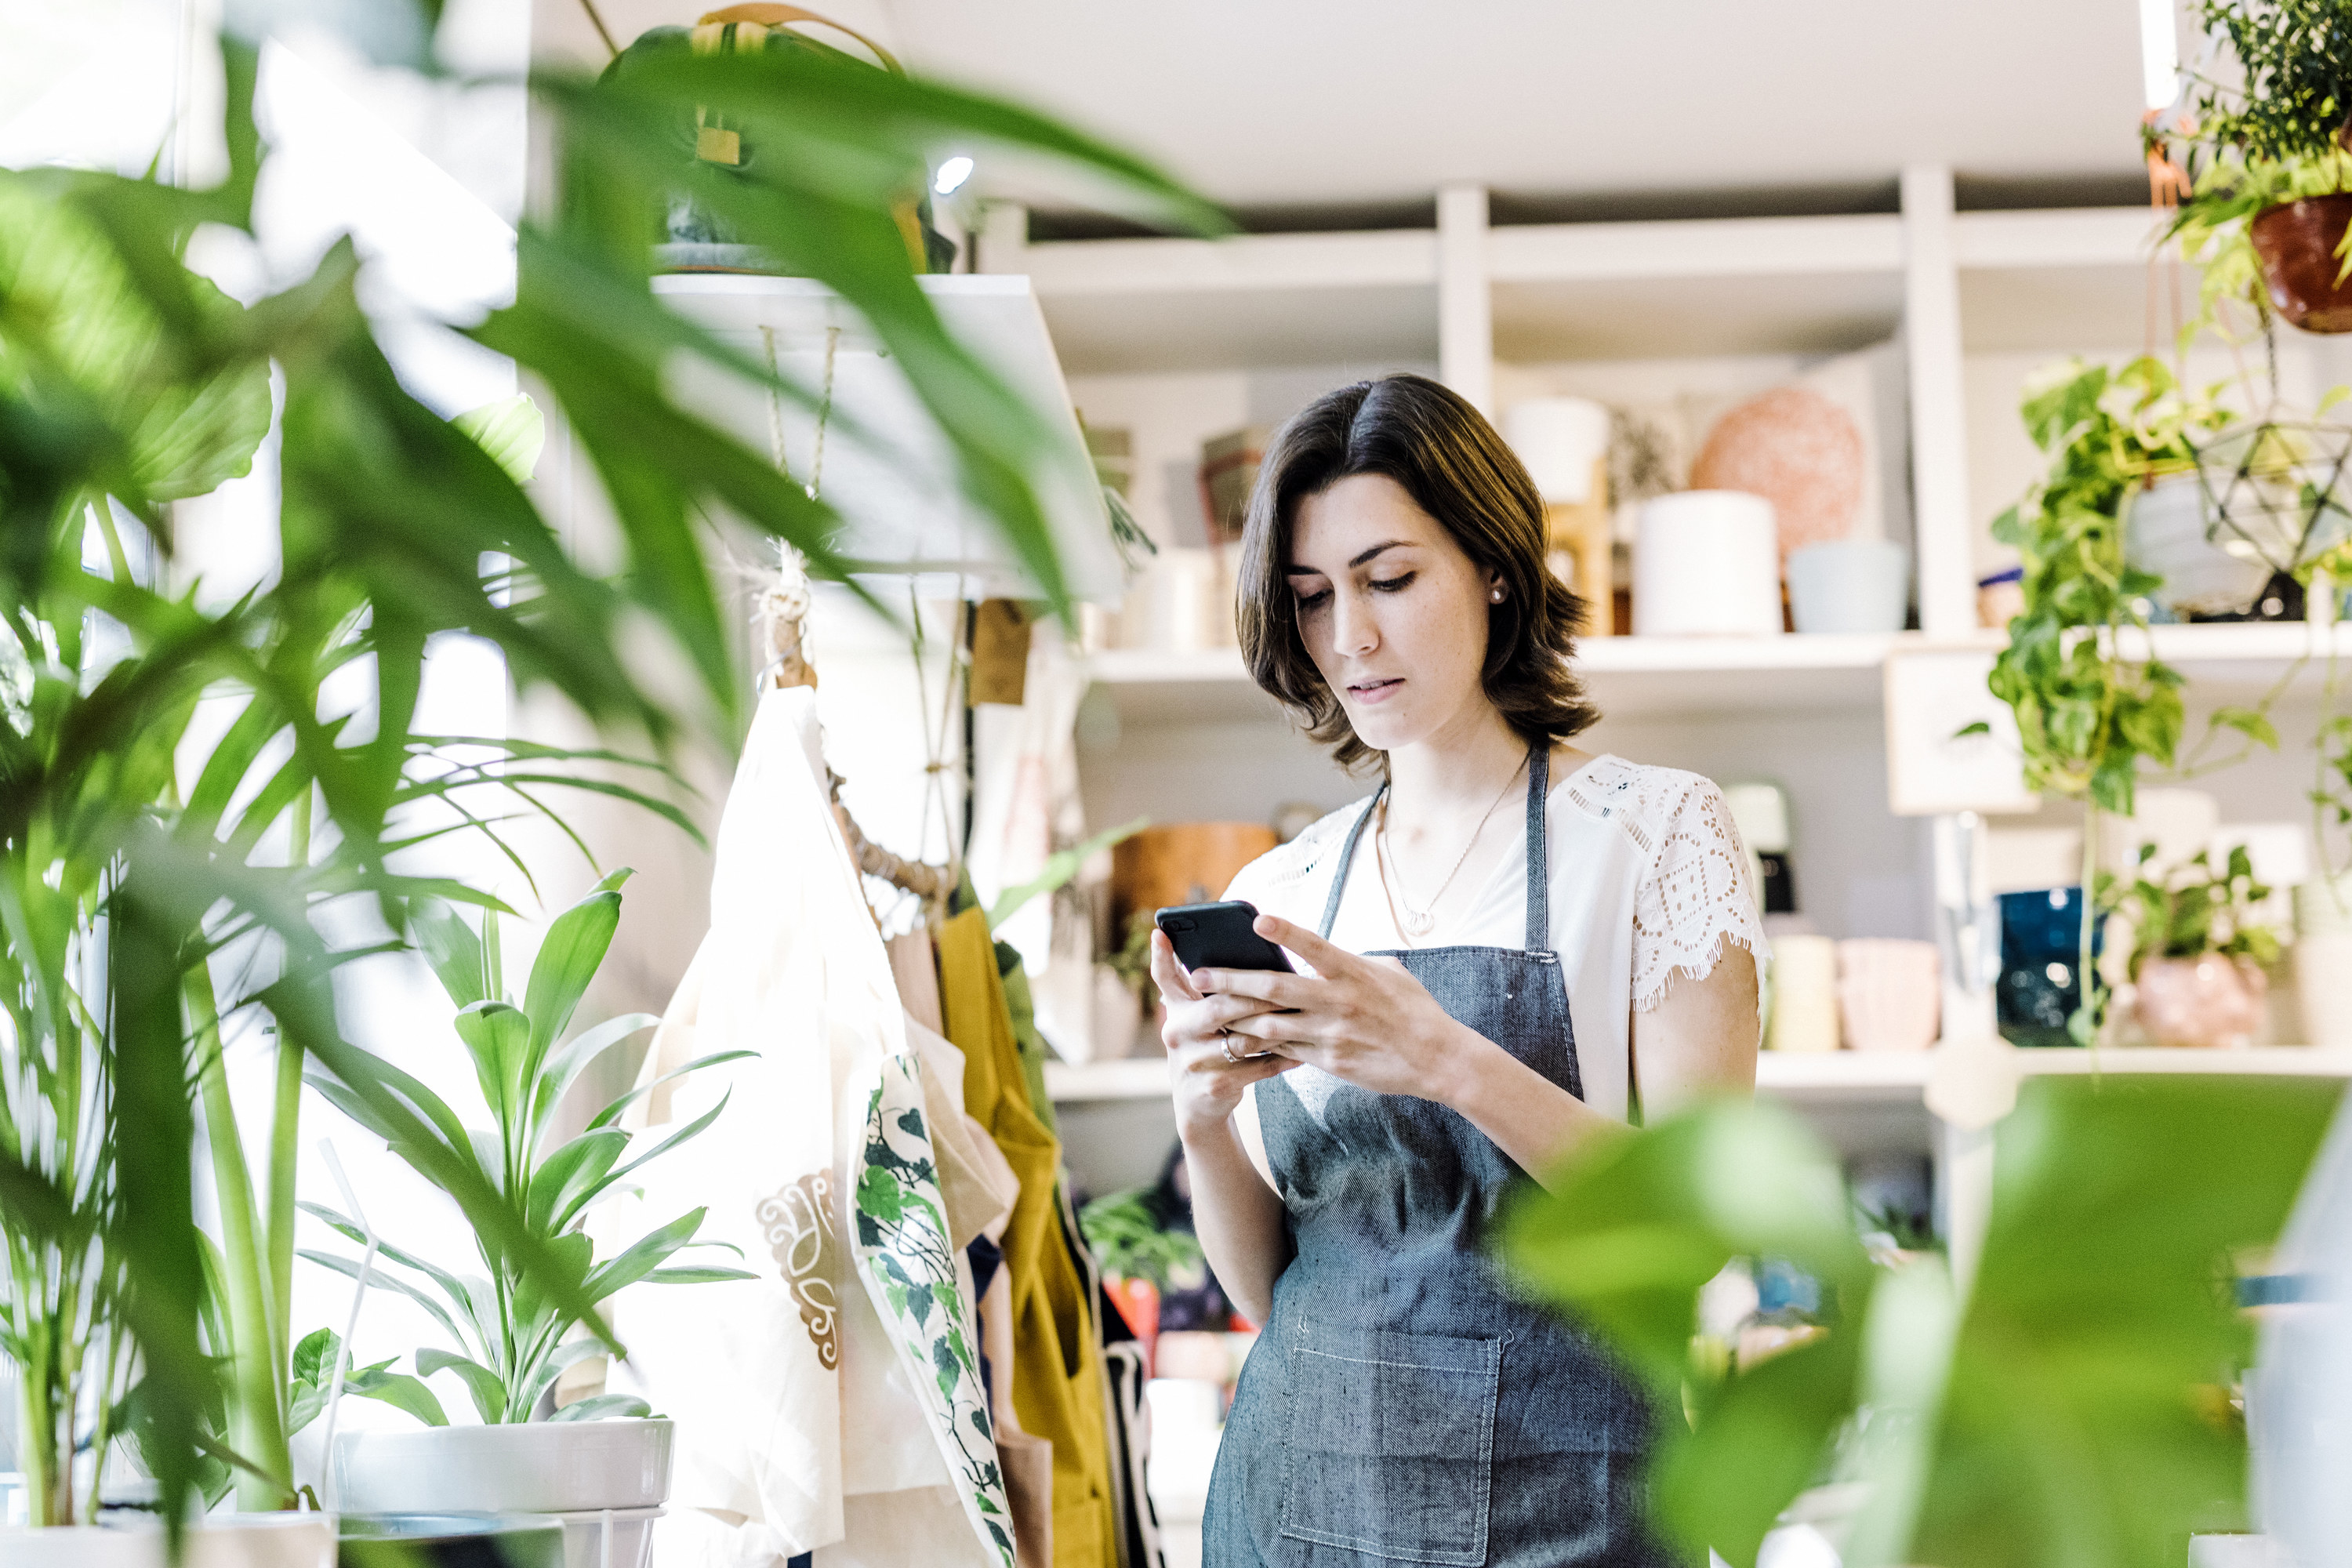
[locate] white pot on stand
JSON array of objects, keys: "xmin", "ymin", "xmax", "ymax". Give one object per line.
[{"xmin": 334, "ymin": 1419, "xmax": 673, "ymax": 1568}]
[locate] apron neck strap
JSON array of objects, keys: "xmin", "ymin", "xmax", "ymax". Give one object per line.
[
  {"xmin": 1523, "ymin": 742, "xmax": 1550, "ymax": 953},
  {"xmin": 1319, "ymin": 786, "xmax": 1385, "ymax": 941},
  {"xmin": 1315, "ymin": 741, "xmax": 1552, "ymax": 949}
]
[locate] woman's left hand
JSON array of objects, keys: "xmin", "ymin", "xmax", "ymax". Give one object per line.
[{"xmin": 1189, "ymin": 913, "xmax": 1483, "ymax": 1102}]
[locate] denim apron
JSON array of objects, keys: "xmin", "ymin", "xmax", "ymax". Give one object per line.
[{"xmin": 1200, "ymin": 745, "xmax": 1673, "ymax": 1568}]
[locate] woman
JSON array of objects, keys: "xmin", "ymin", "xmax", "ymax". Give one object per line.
[{"xmin": 1149, "ymin": 374, "xmax": 1763, "ymax": 1567}]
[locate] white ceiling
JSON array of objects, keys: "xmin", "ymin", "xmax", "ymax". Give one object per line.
[
  {"xmin": 532, "ymin": 0, "xmax": 2155, "ymax": 213},
  {"xmin": 878, "ymin": 0, "xmax": 2153, "ymax": 209}
]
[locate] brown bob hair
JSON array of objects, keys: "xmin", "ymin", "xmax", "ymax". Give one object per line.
[{"xmin": 1235, "ymin": 372, "xmax": 1599, "ymax": 771}]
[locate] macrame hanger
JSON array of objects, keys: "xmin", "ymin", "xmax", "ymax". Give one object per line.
[{"xmin": 757, "ymin": 326, "xmax": 952, "ymax": 924}]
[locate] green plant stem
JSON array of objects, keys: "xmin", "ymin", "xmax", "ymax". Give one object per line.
[
  {"xmin": 17, "ymin": 1320, "xmax": 64, "ymax": 1526},
  {"xmin": 187, "ymin": 964, "xmax": 292, "ymax": 1504},
  {"xmin": 2082, "ymin": 808, "xmax": 2104, "ymax": 1056},
  {"xmin": 264, "ymin": 786, "xmax": 313, "ymax": 1382},
  {"xmin": 2315, "ymin": 620, "xmax": 2352, "ymax": 894},
  {"xmin": 82, "ymin": 1323, "xmax": 125, "ymax": 1524}
]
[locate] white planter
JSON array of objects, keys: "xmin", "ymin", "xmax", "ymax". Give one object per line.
[
  {"xmin": 334, "ymin": 1420, "xmax": 672, "ymax": 1568},
  {"xmin": 0, "ymin": 1515, "xmax": 336, "ymax": 1568}
]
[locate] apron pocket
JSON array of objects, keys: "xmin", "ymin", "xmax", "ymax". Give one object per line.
[{"xmin": 1277, "ymin": 1323, "xmax": 1502, "ymax": 1566}]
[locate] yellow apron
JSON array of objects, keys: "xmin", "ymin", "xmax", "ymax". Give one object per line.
[{"xmin": 939, "ymin": 909, "xmax": 1117, "ymax": 1568}]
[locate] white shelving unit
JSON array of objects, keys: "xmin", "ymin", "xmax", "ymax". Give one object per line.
[{"xmin": 974, "ymin": 175, "xmax": 2352, "ymax": 1212}]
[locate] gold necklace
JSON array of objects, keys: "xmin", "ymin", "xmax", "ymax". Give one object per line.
[{"xmin": 1376, "ymin": 757, "xmax": 1525, "ymax": 941}]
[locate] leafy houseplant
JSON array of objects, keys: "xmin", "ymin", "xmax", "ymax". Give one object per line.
[
  {"xmin": 302, "ymin": 875, "xmax": 754, "ymax": 1431},
  {"xmin": 1077, "ymin": 1187, "xmax": 1206, "ymax": 1291},
  {"xmin": 0, "ymin": 9, "xmax": 1216, "ymax": 1535},
  {"xmin": 2107, "ymin": 844, "xmax": 2282, "ymax": 1047},
  {"xmin": 1499, "ymin": 1080, "xmax": 2339, "ymax": 1568},
  {"xmin": 1975, "ymin": 357, "xmax": 2277, "ymax": 1044},
  {"xmin": 2164, "ymin": 0, "xmax": 2352, "ymax": 331}
]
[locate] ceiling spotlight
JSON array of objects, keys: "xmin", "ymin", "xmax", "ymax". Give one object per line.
[{"xmin": 933, "ymin": 156, "xmax": 974, "ymax": 198}]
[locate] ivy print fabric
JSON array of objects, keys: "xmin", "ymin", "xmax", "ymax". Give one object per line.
[{"xmin": 856, "ymin": 1051, "xmax": 1016, "ymax": 1568}]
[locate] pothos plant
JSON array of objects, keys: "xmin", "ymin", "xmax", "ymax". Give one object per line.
[
  {"xmin": 300, "ymin": 875, "xmax": 755, "ymax": 1425},
  {"xmin": 1973, "ymin": 357, "xmax": 2280, "ymax": 1042},
  {"xmin": 2103, "ymin": 842, "xmax": 2284, "ymax": 978},
  {"xmin": 2162, "ymin": 0, "xmax": 2352, "ymax": 329}
]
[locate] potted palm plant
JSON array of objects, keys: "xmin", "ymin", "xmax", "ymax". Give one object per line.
[
  {"xmin": 2165, "ymin": 0, "xmax": 2352, "ymax": 332},
  {"xmin": 1, "ymin": 5, "xmax": 1215, "ymax": 1547},
  {"xmin": 303, "ymin": 877, "xmax": 753, "ymax": 1564}
]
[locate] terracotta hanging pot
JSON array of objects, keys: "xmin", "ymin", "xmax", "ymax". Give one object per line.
[{"xmin": 2249, "ymin": 194, "xmax": 2352, "ymax": 332}]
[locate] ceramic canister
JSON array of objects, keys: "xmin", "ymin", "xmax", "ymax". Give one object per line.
[
  {"xmin": 2294, "ymin": 876, "xmax": 2352, "ymax": 1048},
  {"xmin": 1767, "ymin": 933, "xmax": 1840, "ymax": 1052},
  {"xmin": 1502, "ymin": 397, "xmax": 1612, "ymax": 503},
  {"xmin": 1836, "ymin": 938, "xmax": 1941, "ymax": 1052},
  {"xmin": 1632, "ymin": 491, "xmax": 1783, "ymax": 637},
  {"xmin": 1787, "ymin": 539, "xmax": 1910, "ymax": 635}
]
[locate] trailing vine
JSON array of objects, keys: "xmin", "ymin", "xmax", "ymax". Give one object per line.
[{"xmin": 1977, "ymin": 357, "xmax": 2285, "ymax": 1041}]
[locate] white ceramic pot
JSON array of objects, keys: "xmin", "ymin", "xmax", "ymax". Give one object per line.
[
  {"xmin": 335, "ymin": 1418, "xmax": 672, "ymax": 1516},
  {"xmin": 0, "ymin": 1515, "xmax": 336, "ymax": 1568},
  {"xmin": 1090, "ymin": 964, "xmax": 1143, "ymax": 1061},
  {"xmin": 2294, "ymin": 930, "xmax": 2352, "ymax": 1048},
  {"xmin": 2125, "ymin": 477, "xmax": 2271, "ymax": 618},
  {"xmin": 1632, "ymin": 491, "xmax": 1783, "ymax": 637},
  {"xmin": 1786, "ymin": 539, "xmax": 1910, "ymax": 634},
  {"xmin": 336, "ymin": 1421, "xmax": 672, "ymax": 1568},
  {"xmin": 1502, "ymin": 397, "xmax": 1611, "ymax": 503},
  {"xmin": 0, "ymin": 1527, "xmax": 155, "ymax": 1567}
]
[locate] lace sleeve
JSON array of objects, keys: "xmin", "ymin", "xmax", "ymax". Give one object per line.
[{"xmin": 1628, "ymin": 776, "xmax": 1768, "ymax": 1013}]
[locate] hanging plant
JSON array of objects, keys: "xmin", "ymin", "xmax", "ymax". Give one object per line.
[
  {"xmin": 2164, "ymin": 0, "xmax": 2352, "ymax": 332},
  {"xmin": 1975, "ymin": 358, "xmax": 2286, "ymax": 1043}
]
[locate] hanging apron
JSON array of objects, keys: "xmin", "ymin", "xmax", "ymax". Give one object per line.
[{"xmin": 1201, "ymin": 745, "xmax": 1675, "ymax": 1568}]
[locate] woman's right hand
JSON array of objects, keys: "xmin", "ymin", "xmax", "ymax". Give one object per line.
[{"xmin": 1150, "ymin": 929, "xmax": 1297, "ymax": 1138}]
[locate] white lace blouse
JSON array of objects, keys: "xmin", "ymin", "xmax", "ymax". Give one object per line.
[{"xmin": 1223, "ymin": 753, "xmax": 1767, "ymax": 1123}]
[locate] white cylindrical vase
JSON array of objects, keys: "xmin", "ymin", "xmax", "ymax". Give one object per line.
[
  {"xmin": 1632, "ymin": 491, "xmax": 1783, "ymax": 637},
  {"xmin": 1502, "ymin": 397, "xmax": 1612, "ymax": 503}
]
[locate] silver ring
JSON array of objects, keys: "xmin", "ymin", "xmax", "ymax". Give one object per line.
[{"xmin": 1219, "ymin": 1032, "xmax": 1241, "ymax": 1066}]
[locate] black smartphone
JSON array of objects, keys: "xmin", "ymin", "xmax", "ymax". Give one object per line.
[{"xmin": 1155, "ymin": 900, "xmax": 1294, "ymax": 980}]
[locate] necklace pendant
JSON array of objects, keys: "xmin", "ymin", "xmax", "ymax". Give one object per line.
[{"xmin": 1399, "ymin": 906, "xmax": 1436, "ymax": 938}]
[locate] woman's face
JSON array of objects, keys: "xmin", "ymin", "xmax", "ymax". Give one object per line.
[{"xmin": 1287, "ymin": 473, "xmax": 1500, "ymax": 755}]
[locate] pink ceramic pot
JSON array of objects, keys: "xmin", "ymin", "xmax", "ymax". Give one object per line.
[
  {"xmin": 1836, "ymin": 938, "xmax": 1942, "ymax": 1052},
  {"xmin": 2134, "ymin": 954, "xmax": 2268, "ymax": 1048}
]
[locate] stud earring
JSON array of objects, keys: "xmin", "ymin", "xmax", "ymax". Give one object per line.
[{"xmin": 1490, "ymin": 587, "xmax": 1504, "ymax": 603}]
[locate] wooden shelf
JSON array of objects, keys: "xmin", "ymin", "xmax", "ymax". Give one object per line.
[
  {"xmin": 1490, "ymin": 214, "xmax": 1907, "ymax": 361},
  {"xmin": 1047, "ymin": 1046, "xmax": 2352, "ymax": 1107},
  {"xmin": 1083, "ymin": 622, "xmax": 2352, "ymax": 730},
  {"xmin": 1951, "ymin": 206, "xmax": 2187, "ymax": 352},
  {"xmin": 1046, "ymin": 1058, "xmax": 1168, "ymax": 1102},
  {"xmin": 1020, "ymin": 230, "xmax": 1439, "ymax": 374},
  {"xmin": 1018, "ymin": 212, "xmax": 1916, "ymax": 371},
  {"xmin": 1087, "ymin": 632, "xmax": 1932, "ymax": 727}
]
